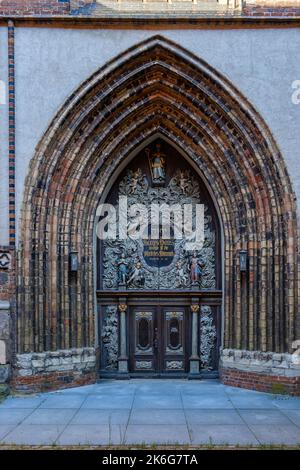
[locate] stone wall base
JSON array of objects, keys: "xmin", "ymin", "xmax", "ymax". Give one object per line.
[
  {"xmin": 12, "ymin": 347, "xmax": 97, "ymax": 393},
  {"xmin": 221, "ymin": 367, "xmax": 300, "ymax": 395},
  {"xmin": 220, "ymin": 348, "xmax": 300, "ymax": 396},
  {"xmin": 11, "ymin": 370, "xmax": 96, "ymax": 394}
]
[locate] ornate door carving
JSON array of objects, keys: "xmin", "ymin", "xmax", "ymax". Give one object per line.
[{"xmin": 97, "ymin": 139, "xmax": 222, "ymax": 376}]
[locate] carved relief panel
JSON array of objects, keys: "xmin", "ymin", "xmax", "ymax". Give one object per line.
[
  {"xmin": 98, "ymin": 140, "xmax": 220, "ymax": 292},
  {"xmin": 100, "ymin": 305, "xmax": 119, "ymax": 371},
  {"xmin": 199, "ymin": 305, "xmax": 218, "ymax": 371}
]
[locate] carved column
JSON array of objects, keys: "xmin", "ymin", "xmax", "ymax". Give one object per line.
[
  {"xmin": 118, "ymin": 301, "xmax": 129, "ymax": 376},
  {"xmin": 189, "ymin": 302, "xmax": 200, "ymax": 378}
]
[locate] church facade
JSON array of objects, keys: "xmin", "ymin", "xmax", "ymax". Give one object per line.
[{"xmin": 0, "ymin": 0, "xmax": 299, "ymax": 395}]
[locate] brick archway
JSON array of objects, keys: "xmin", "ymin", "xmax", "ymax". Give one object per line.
[{"xmin": 16, "ymin": 36, "xmax": 299, "ymax": 391}]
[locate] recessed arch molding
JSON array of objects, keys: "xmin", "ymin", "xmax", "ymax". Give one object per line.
[{"xmin": 15, "ymin": 36, "xmax": 299, "ymax": 393}]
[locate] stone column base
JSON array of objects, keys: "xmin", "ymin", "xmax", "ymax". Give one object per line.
[
  {"xmin": 118, "ymin": 357, "xmax": 130, "ymax": 378},
  {"xmin": 188, "ymin": 357, "xmax": 200, "ymax": 379},
  {"xmin": 220, "ymin": 349, "xmax": 300, "ymax": 396}
]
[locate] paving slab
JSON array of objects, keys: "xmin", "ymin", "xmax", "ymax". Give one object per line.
[
  {"xmin": 272, "ymin": 397, "xmax": 300, "ymax": 410},
  {"xmin": 0, "ymin": 396, "xmax": 45, "ymax": 409},
  {"xmin": 124, "ymin": 424, "xmax": 190, "ymax": 445},
  {"xmin": 0, "ymin": 408, "xmax": 33, "ymax": 425},
  {"xmin": 182, "ymin": 395, "xmax": 234, "ymax": 409},
  {"xmin": 129, "ymin": 409, "xmax": 186, "ymax": 425},
  {"xmin": 91, "ymin": 385, "xmax": 136, "ymax": 396},
  {"xmin": 0, "ymin": 425, "xmax": 16, "ymax": 440},
  {"xmin": 70, "ymin": 409, "xmax": 130, "ymax": 425},
  {"xmin": 280, "ymin": 409, "xmax": 300, "ymax": 427},
  {"xmin": 110, "ymin": 424, "xmax": 127, "ymax": 445},
  {"xmin": 239, "ymin": 409, "xmax": 293, "ymax": 426},
  {"xmin": 82, "ymin": 394, "xmax": 134, "ymax": 409},
  {"xmin": 50, "ymin": 385, "xmax": 97, "ymax": 395},
  {"xmin": 22, "ymin": 408, "xmax": 77, "ymax": 425},
  {"xmin": 189, "ymin": 424, "xmax": 259, "ymax": 446},
  {"xmin": 38, "ymin": 394, "xmax": 86, "ymax": 409},
  {"xmin": 249, "ymin": 424, "xmax": 300, "ymax": 445},
  {"xmin": 224, "ymin": 386, "xmax": 266, "ymax": 395},
  {"xmin": 229, "ymin": 395, "xmax": 276, "ymax": 410},
  {"xmin": 56, "ymin": 424, "xmax": 110, "ymax": 446},
  {"xmin": 184, "ymin": 409, "xmax": 244, "ymax": 425},
  {"xmin": 135, "ymin": 385, "xmax": 183, "ymax": 395},
  {"xmin": 1, "ymin": 424, "xmax": 65, "ymax": 445},
  {"xmin": 133, "ymin": 394, "xmax": 182, "ymax": 409},
  {"xmin": 182, "ymin": 388, "xmax": 227, "ymax": 396}
]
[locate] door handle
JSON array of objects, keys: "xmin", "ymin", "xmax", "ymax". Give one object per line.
[{"xmin": 153, "ymin": 327, "xmax": 158, "ymax": 349}]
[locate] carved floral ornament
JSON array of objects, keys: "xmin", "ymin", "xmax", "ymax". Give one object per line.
[{"xmin": 118, "ymin": 303, "xmax": 127, "ymax": 313}]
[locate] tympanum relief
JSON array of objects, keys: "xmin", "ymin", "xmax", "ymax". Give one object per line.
[{"xmin": 101, "ymin": 145, "xmax": 216, "ymax": 291}]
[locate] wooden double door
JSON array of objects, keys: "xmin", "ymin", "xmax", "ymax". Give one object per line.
[{"xmin": 130, "ymin": 305, "xmax": 189, "ymax": 374}]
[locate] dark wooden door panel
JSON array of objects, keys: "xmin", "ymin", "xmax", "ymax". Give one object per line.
[
  {"xmin": 161, "ymin": 308, "xmax": 187, "ymax": 373},
  {"xmin": 131, "ymin": 307, "xmax": 156, "ymax": 372},
  {"xmin": 130, "ymin": 305, "xmax": 189, "ymax": 374}
]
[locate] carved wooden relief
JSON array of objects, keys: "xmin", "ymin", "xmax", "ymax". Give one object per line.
[{"xmin": 99, "ymin": 140, "xmax": 219, "ymax": 292}]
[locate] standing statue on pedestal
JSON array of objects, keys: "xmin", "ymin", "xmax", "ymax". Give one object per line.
[
  {"xmin": 117, "ymin": 252, "xmax": 128, "ymax": 287},
  {"xmin": 146, "ymin": 143, "xmax": 166, "ymax": 186},
  {"xmin": 189, "ymin": 251, "xmax": 202, "ymax": 285}
]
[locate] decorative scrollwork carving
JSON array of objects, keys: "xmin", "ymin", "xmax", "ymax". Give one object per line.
[
  {"xmin": 166, "ymin": 360, "xmax": 183, "ymax": 370},
  {"xmin": 136, "ymin": 311, "xmax": 152, "ymax": 319},
  {"xmin": 136, "ymin": 361, "xmax": 152, "ymax": 370},
  {"xmin": 165, "ymin": 311, "xmax": 183, "ymax": 320},
  {"xmin": 101, "ymin": 306, "xmax": 118, "ymax": 370},
  {"xmin": 200, "ymin": 305, "xmax": 216, "ymax": 370}
]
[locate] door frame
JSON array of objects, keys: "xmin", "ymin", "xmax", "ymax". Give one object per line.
[{"xmin": 97, "ymin": 290, "xmax": 222, "ymax": 378}]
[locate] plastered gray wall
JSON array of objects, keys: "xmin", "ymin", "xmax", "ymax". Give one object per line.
[{"xmin": 1, "ymin": 27, "xmax": 300, "ymax": 243}]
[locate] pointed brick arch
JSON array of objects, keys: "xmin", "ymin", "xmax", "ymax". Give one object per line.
[{"xmin": 18, "ymin": 36, "xmax": 298, "ymax": 363}]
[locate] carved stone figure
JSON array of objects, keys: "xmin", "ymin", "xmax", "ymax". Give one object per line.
[
  {"xmin": 147, "ymin": 144, "xmax": 166, "ymax": 185},
  {"xmin": 175, "ymin": 261, "xmax": 188, "ymax": 288},
  {"xmin": 189, "ymin": 251, "xmax": 202, "ymax": 284},
  {"xmin": 117, "ymin": 252, "xmax": 128, "ymax": 286},
  {"xmin": 128, "ymin": 259, "xmax": 145, "ymax": 288},
  {"xmin": 178, "ymin": 169, "xmax": 194, "ymax": 195},
  {"xmin": 128, "ymin": 169, "xmax": 142, "ymax": 194}
]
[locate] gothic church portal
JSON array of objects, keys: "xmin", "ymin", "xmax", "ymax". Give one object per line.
[{"xmin": 0, "ymin": 5, "xmax": 299, "ymax": 395}]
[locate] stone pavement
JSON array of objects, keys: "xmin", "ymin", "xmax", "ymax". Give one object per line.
[{"xmin": 0, "ymin": 379, "xmax": 300, "ymax": 446}]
